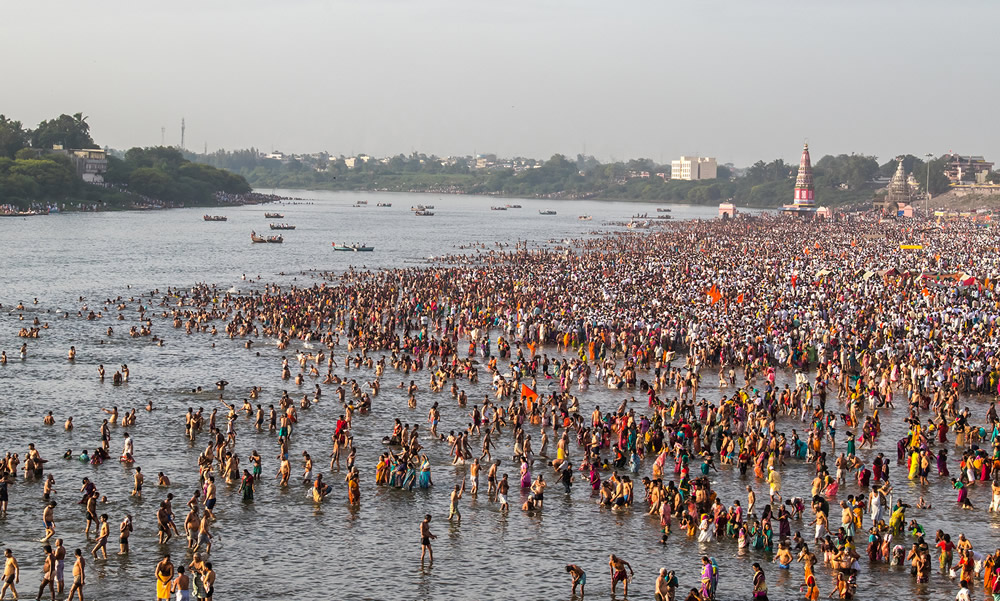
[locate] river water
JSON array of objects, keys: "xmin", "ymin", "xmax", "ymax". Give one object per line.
[{"xmin": 0, "ymin": 191, "xmax": 991, "ymax": 600}]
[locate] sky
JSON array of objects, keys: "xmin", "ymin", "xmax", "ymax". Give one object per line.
[{"xmin": 1, "ymin": 0, "xmax": 997, "ymax": 167}]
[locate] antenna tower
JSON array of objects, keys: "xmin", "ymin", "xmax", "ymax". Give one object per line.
[
  {"xmin": 161, "ymin": 127, "xmax": 165, "ymax": 146},
  {"xmin": 180, "ymin": 118, "xmax": 186, "ymax": 150}
]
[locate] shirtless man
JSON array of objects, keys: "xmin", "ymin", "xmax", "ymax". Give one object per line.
[
  {"xmin": 41, "ymin": 501, "xmax": 56, "ymax": 542},
  {"xmin": 156, "ymin": 555, "xmax": 174, "ymax": 601},
  {"xmin": 66, "ymin": 549, "xmax": 85, "ymax": 601},
  {"xmin": 132, "ymin": 466, "xmax": 144, "ymax": 497},
  {"xmin": 565, "ymin": 564, "xmax": 586, "ymax": 597},
  {"xmin": 0, "ymin": 549, "xmax": 18, "ymax": 601},
  {"xmin": 204, "ymin": 477, "xmax": 217, "ymax": 520},
  {"xmin": 184, "ymin": 508, "xmax": 200, "ymax": 549},
  {"xmin": 202, "ymin": 562, "xmax": 215, "ymax": 601},
  {"xmin": 37, "ymin": 545, "xmax": 55, "ymax": 601},
  {"xmin": 193, "ymin": 513, "xmax": 212, "ymax": 554},
  {"xmin": 448, "ymin": 480, "xmax": 466, "ymax": 523},
  {"xmin": 487, "ymin": 460, "xmax": 500, "ymax": 499},
  {"xmin": 420, "ymin": 514, "xmax": 436, "ymax": 564},
  {"xmin": 497, "ymin": 474, "xmax": 510, "ymax": 512},
  {"xmin": 608, "ymin": 554, "xmax": 633, "ymax": 597},
  {"xmin": 53, "ymin": 539, "xmax": 66, "ymax": 594},
  {"xmin": 172, "ymin": 566, "xmax": 190, "ymax": 601},
  {"xmin": 91, "ymin": 514, "xmax": 110, "ymax": 559},
  {"xmin": 157, "ymin": 502, "xmax": 172, "ymax": 543},
  {"xmin": 119, "ymin": 514, "xmax": 133, "ymax": 554}
]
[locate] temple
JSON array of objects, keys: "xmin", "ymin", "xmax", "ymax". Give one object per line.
[{"xmin": 782, "ymin": 143, "xmax": 817, "ymax": 216}]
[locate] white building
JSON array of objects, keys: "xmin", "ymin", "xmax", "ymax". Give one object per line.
[{"xmin": 671, "ymin": 156, "xmax": 717, "ymax": 181}]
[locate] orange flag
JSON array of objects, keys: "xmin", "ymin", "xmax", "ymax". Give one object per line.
[
  {"xmin": 790, "ymin": 275, "xmax": 798, "ymax": 288},
  {"xmin": 527, "ymin": 342, "xmax": 536, "ymax": 357},
  {"xmin": 737, "ymin": 293, "xmax": 745, "ymax": 304},
  {"xmin": 521, "ymin": 384, "xmax": 538, "ymax": 402},
  {"xmin": 707, "ymin": 284, "xmax": 722, "ymax": 305}
]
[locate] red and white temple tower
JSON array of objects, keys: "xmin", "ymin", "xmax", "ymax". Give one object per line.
[
  {"xmin": 793, "ymin": 143, "xmax": 815, "ymax": 207},
  {"xmin": 783, "ymin": 142, "xmax": 817, "ymax": 215}
]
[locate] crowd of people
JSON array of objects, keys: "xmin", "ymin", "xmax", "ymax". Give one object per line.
[{"xmin": 4, "ymin": 212, "xmax": 1000, "ymax": 599}]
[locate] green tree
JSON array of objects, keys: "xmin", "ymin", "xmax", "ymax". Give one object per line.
[
  {"xmin": 31, "ymin": 113, "xmax": 96, "ymax": 149},
  {"xmin": 0, "ymin": 115, "xmax": 29, "ymax": 158}
]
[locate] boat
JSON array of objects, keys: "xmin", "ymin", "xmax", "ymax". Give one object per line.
[
  {"xmin": 656, "ymin": 208, "xmax": 671, "ymax": 212},
  {"xmin": 506, "ymin": 204, "xmax": 522, "ymax": 209},
  {"xmin": 356, "ymin": 200, "xmax": 368, "ymax": 205},
  {"xmin": 251, "ymin": 231, "xmax": 283, "ymax": 243},
  {"xmin": 654, "ymin": 214, "xmax": 673, "ymax": 220},
  {"xmin": 411, "ymin": 205, "xmax": 426, "ymax": 211},
  {"xmin": 203, "ymin": 215, "xmax": 227, "ymax": 221},
  {"xmin": 632, "ymin": 213, "xmax": 650, "ymax": 219},
  {"xmin": 578, "ymin": 215, "xmax": 592, "ymax": 221},
  {"xmin": 376, "ymin": 202, "xmax": 392, "ymax": 207},
  {"xmin": 0, "ymin": 208, "xmax": 49, "ymax": 217},
  {"xmin": 539, "ymin": 210, "xmax": 557, "ymax": 215},
  {"xmin": 332, "ymin": 243, "xmax": 375, "ymax": 252},
  {"xmin": 269, "ymin": 223, "xmax": 296, "ymax": 230},
  {"xmin": 424, "ymin": 205, "xmax": 435, "ymax": 209},
  {"xmin": 353, "ymin": 202, "xmax": 367, "ymax": 207},
  {"xmin": 415, "ymin": 210, "xmax": 434, "ymax": 216},
  {"xmin": 490, "ymin": 206, "xmax": 507, "ymax": 211},
  {"xmin": 264, "ymin": 212, "xmax": 284, "ymax": 218}
]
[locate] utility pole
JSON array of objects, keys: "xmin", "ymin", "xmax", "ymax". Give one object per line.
[
  {"xmin": 925, "ymin": 153, "xmax": 933, "ymax": 219},
  {"xmin": 180, "ymin": 118, "xmax": 186, "ymax": 151},
  {"xmin": 161, "ymin": 127, "xmax": 165, "ymax": 146}
]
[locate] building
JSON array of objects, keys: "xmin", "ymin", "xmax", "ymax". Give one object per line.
[
  {"xmin": 782, "ymin": 143, "xmax": 817, "ymax": 216},
  {"xmin": 343, "ymin": 157, "xmax": 357, "ymax": 168},
  {"xmin": 670, "ymin": 156, "xmax": 717, "ymax": 181},
  {"xmin": 885, "ymin": 160, "xmax": 912, "ymax": 205},
  {"xmin": 50, "ymin": 146, "xmax": 108, "ymax": 183},
  {"xmin": 943, "ymin": 154, "xmax": 993, "ymax": 183},
  {"xmin": 718, "ymin": 202, "xmax": 737, "ymax": 219}
]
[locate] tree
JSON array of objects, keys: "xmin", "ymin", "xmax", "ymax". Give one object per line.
[
  {"xmin": 0, "ymin": 115, "xmax": 29, "ymax": 159},
  {"xmin": 31, "ymin": 113, "xmax": 96, "ymax": 149}
]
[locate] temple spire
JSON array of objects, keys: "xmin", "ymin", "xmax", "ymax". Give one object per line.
[{"xmin": 793, "ymin": 142, "xmax": 815, "ymax": 207}]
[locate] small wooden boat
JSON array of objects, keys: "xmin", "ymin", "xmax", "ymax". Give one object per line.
[
  {"xmin": 506, "ymin": 204, "xmax": 522, "ymax": 209},
  {"xmin": 376, "ymin": 202, "xmax": 392, "ymax": 207},
  {"xmin": 269, "ymin": 223, "xmax": 296, "ymax": 230},
  {"xmin": 424, "ymin": 205, "xmax": 435, "ymax": 209},
  {"xmin": 356, "ymin": 200, "xmax": 368, "ymax": 205},
  {"xmin": 264, "ymin": 212, "xmax": 284, "ymax": 218},
  {"xmin": 251, "ymin": 231, "xmax": 283, "ymax": 243},
  {"xmin": 415, "ymin": 210, "xmax": 434, "ymax": 216},
  {"xmin": 656, "ymin": 208, "xmax": 671, "ymax": 213},
  {"xmin": 332, "ymin": 243, "xmax": 375, "ymax": 252},
  {"xmin": 539, "ymin": 210, "xmax": 557, "ymax": 215},
  {"xmin": 204, "ymin": 215, "xmax": 227, "ymax": 221},
  {"xmin": 490, "ymin": 206, "xmax": 507, "ymax": 211},
  {"xmin": 578, "ymin": 215, "xmax": 592, "ymax": 221},
  {"xmin": 411, "ymin": 205, "xmax": 425, "ymax": 211}
]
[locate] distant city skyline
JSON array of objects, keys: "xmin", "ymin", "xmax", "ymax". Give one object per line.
[{"xmin": 3, "ymin": 0, "xmax": 998, "ymax": 167}]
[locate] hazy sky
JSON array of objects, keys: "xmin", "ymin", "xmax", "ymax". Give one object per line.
[{"xmin": 2, "ymin": 0, "xmax": 997, "ymax": 166}]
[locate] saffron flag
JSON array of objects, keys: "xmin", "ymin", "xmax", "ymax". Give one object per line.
[
  {"xmin": 737, "ymin": 293, "xmax": 745, "ymax": 304},
  {"xmin": 707, "ymin": 284, "xmax": 722, "ymax": 305},
  {"xmin": 521, "ymin": 384, "xmax": 538, "ymax": 402},
  {"xmin": 790, "ymin": 275, "xmax": 798, "ymax": 288},
  {"xmin": 527, "ymin": 342, "xmax": 536, "ymax": 357}
]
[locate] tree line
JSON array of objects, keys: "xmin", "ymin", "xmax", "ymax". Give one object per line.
[
  {"xmin": 191, "ymin": 148, "xmax": 975, "ymax": 207},
  {"xmin": 0, "ymin": 113, "xmax": 249, "ymax": 208}
]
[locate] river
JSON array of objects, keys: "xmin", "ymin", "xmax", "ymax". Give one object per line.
[{"xmin": 0, "ymin": 190, "xmax": 988, "ymax": 600}]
